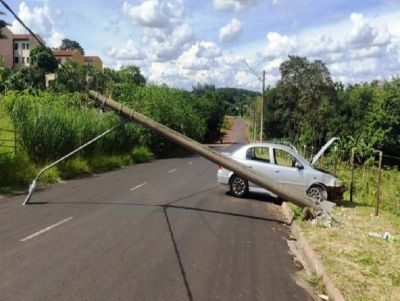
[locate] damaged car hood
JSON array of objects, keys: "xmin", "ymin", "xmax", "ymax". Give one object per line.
[{"xmin": 311, "ymin": 137, "xmax": 340, "ymax": 166}]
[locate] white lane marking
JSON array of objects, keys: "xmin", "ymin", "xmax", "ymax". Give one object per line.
[
  {"xmin": 20, "ymin": 217, "xmax": 73, "ymax": 242},
  {"xmin": 168, "ymin": 168, "xmax": 177, "ymax": 174},
  {"xmin": 130, "ymin": 182, "xmax": 147, "ymax": 191},
  {"xmin": 188, "ymin": 161, "xmax": 193, "ymax": 165}
]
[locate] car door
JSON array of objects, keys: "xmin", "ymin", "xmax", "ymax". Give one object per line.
[
  {"xmin": 244, "ymin": 146, "xmax": 276, "ymax": 187},
  {"xmin": 272, "ymin": 147, "xmax": 307, "ymax": 190}
]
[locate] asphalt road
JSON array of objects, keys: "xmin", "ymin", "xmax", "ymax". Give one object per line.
[{"xmin": 0, "ymin": 119, "xmax": 315, "ymax": 301}]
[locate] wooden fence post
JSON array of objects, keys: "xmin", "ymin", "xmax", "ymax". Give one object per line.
[
  {"xmin": 374, "ymin": 151, "xmax": 383, "ymax": 216},
  {"xmin": 361, "ymin": 163, "xmax": 366, "ymax": 200},
  {"xmin": 350, "ymin": 148, "xmax": 355, "ymax": 203}
]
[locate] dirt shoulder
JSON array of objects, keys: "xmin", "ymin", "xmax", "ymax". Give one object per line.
[{"xmin": 297, "ymin": 204, "xmax": 400, "ymax": 301}]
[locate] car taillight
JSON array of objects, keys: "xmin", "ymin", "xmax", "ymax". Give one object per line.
[{"xmin": 218, "ymin": 165, "xmax": 222, "ymax": 170}]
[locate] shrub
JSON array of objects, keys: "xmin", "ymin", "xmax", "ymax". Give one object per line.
[
  {"xmin": 88, "ymin": 153, "xmax": 132, "ymax": 172},
  {"xmin": 59, "ymin": 157, "xmax": 91, "ymax": 179},
  {"xmin": 38, "ymin": 166, "xmax": 60, "ymax": 184},
  {"xmin": 0, "ymin": 151, "xmax": 36, "ymax": 189},
  {"xmin": 131, "ymin": 146, "xmax": 154, "ymax": 163}
]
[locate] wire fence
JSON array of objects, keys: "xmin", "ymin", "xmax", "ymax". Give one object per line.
[
  {"xmin": 297, "ymin": 145, "xmax": 400, "ymax": 217},
  {"xmin": 0, "ymin": 128, "xmax": 18, "ymax": 160}
]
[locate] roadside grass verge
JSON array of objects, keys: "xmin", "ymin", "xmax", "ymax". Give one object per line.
[
  {"xmin": 0, "ymin": 146, "xmax": 154, "ymax": 194},
  {"xmin": 297, "ymin": 205, "xmax": 400, "ymax": 301},
  {"xmin": 288, "ymin": 155, "xmax": 400, "ymax": 300}
]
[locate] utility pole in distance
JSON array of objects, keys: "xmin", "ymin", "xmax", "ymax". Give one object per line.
[{"xmin": 260, "ymin": 70, "xmax": 265, "ymax": 142}]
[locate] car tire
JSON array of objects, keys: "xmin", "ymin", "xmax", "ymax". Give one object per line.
[
  {"xmin": 229, "ymin": 175, "xmax": 249, "ymax": 198},
  {"xmin": 307, "ymin": 185, "xmax": 327, "ymax": 204}
]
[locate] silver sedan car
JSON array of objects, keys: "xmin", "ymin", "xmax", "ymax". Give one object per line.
[{"xmin": 217, "ymin": 139, "xmax": 345, "ymax": 204}]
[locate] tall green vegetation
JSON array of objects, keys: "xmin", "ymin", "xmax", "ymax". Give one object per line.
[
  {"xmin": 30, "ymin": 45, "xmax": 59, "ymax": 73},
  {"xmin": 2, "ymin": 87, "xmax": 205, "ymax": 163},
  {"xmin": 264, "ymin": 56, "xmax": 400, "ymax": 161}
]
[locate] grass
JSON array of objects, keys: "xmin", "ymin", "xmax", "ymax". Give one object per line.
[
  {"xmin": 287, "ymin": 149, "xmax": 400, "ymax": 300},
  {"xmin": 0, "ymin": 146, "xmax": 154, "ymax": 194},
  {"xmin": 220, "ymin": 115, "xmax": 234, "ymax": 134},
  {"xmin": 0, "ymin": 110, "xmax": 15, "ymax": 156},
  {"xmin": 312, "ymin": 156, "xmax": 400, "ymax": 216},
  {"xmin": 298, "ymin": 205, "xmax": 400, "ymax": 301}
]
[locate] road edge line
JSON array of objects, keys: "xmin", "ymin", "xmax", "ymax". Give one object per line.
[{"xmin": 281, "ymin": 203, "xmax": 345, "ymax": 301}]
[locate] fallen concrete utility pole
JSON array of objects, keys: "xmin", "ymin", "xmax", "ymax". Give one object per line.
[{"xmin": 88, "ymin": 90, "xmax": 318, "ymax": 209}]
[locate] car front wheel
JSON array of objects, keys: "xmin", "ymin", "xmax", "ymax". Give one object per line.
[
  {"xmin": 229, "ymin": 175, "xmax": 249, "ymax": 198},
  {"xmin": 307, "ymin": 185, "xmax": 327, "ymax": 204}
]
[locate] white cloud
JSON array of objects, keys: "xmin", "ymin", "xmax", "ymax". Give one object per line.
[
  {"xmin": 219, "ymin": 18, "xmax": 243, "ymax": 43},
  {"xmin": 123, "ymin": 0, "xmax": 185, "ymax": 28},
  {"xmin": 106, "ymin": 10, "xmax": 400, "ymax": 90},
  {"xmin": 301, "ymin": 34, "xmax": 343, "ymax": 56},
  {"xmin": 144, "ymin": 24, "xmax": 194, "ymax": 61},
  {"xmin": 107, "ymin": 39, "xmax": 144, "ymax": 60},
  {"xmin": 10, "ymin": 2, "xmax": 65, "ymax": 48},
  {"xmin": 177, "ymin": 41, "xmax": 221, "ymax": 71},
  {"xmin": 348, "ymin": 13, "xmax": 391, "ymax": 48},
  {"xmin": 261, "ymin": 32, "xmax": 296, "ymax": 59},
  {"xmin": 213, "ymin": 0, "xmax": 258, "ymax": 12}
]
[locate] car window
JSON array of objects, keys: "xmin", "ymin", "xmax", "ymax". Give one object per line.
[
  {"xmin": 246, "ymin": 147, "xmax": 270, "ymax": 163},
  {"xmin": 274, "ymin": 149, "xmax": 297, "ymax": 167}
]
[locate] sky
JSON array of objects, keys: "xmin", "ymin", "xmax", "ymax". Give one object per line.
[{"xmin": 2, "ymin": 0, "xmax": 400, "ymax": 90}]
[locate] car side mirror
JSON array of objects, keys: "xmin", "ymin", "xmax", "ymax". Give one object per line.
[{"xmin": 295, "ymin": 161, "xmax": 304, "ymax": 169}]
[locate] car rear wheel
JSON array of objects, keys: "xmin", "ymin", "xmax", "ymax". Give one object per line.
[
  {"xmin": 229, "ymin": 175, "xmax": 249, "ymax": 198},
  {"xmin": 307, "ymin": 185, "xmax": 327, "ymax": 204}
]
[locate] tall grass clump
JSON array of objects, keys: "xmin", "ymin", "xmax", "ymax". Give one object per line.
[
  {"xmin": 0, "ymin": 151, "xmax": 35, "ymax": 189},
  {"xmin": 2, "ymin": 92, "xmax": 141, "ymax": 163},
  {"xmin": 2, "ymin": 89, "xmax": 206, "ymax": 162},
  {"xmin": 115, "ymin": 85, "xmax": 206, "ymax": 156},
  {"xmin": 131, "ymin": 146, "xmax": 154, "ymax": 163}
]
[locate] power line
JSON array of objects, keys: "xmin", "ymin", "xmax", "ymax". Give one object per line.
[
  {"xmin": 0, "ymin": 0, "xmax": 46, "ymax": 49},
  {"xmin": 241, "ymin": 59, "xmax": 262, "ymax": 82},
  {"xmin": 236, "ymin": 78, "xmax": 260, "ymax": 88}
]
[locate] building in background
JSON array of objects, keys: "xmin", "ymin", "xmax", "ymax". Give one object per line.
[
  {"xmin": 0, "ymin": 28, "xmax": 102, "ymax": 70},
  {"xmin": 53, "ymin": 49, "xmax": 84, "ymax": 65},
  {"xmin": 53, "ymin": 50, "xmax": 103, "ymax": 69},
  {"xmin": 0, "ymin": 27, "xmax": 44, "ymax": 68},
  {"xmin": 84, "ymin": 56, "xmax": 103, "ymax": 69}
]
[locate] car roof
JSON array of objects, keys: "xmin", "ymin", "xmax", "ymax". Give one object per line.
[{"xmin": 241, "ymin": 143, "xmax": 296, "ymax": 152}]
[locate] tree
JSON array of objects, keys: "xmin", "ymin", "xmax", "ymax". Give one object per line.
[
  {"xmin": 0, "ymin": 11, "xmax": 9, "ymax": 38},
  {"xmin": 119, "ymin": 65, "xmax": 146, "ymax": 86},
  {"xmin": 60, "ymin": 38, "xmax": 85, "ymax": 55},
  {"xmin": 49, "ymin": 60, "xmax": 88, "ymax": 92},
  {"xmin": 266, "ymin": 56, "xmax": 336, "ymax": 147},
  {"xmin": 30, "ymin": 46, "xmax": 58, "ymax": 73}
]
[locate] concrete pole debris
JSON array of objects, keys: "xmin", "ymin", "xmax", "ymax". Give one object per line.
[{"xmin": 88, "ymin": 90, "xmax": 319, "ymax": 210}]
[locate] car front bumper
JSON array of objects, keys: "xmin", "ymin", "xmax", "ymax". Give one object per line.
[{"xmin": 327, "ymin": 185, "xmax": 346, "ymax": 201}]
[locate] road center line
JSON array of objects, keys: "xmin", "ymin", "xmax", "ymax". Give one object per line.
[
  {"xmin": 130, "ymin": 182, "xmax": 147, "ymax": 191},
  {"xmin": 20, "ymin": 217, "xmax": 73, "ymax": 242},
  {"xmin": 168, "ymin": 168, "xmax": 177, "ymax": 174}
]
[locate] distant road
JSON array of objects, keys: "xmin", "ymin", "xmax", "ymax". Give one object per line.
[{"xmin": 0, "ymin": 118, "xmax": 315, "ymax": 301}]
